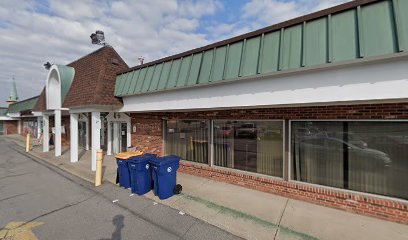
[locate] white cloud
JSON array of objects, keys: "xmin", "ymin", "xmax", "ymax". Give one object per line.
[
  {"xmin": 0, "ymin": 0, "xmax": 222, "ymax": 105},
  {"xmin": 241, "ymin": 0, "xmax": 351, "ymax": 26}
]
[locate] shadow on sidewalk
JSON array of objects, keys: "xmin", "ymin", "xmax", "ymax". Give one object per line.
[{"xmin": 99, "ymin": 214, "xmax": 125, "ymax": 240}]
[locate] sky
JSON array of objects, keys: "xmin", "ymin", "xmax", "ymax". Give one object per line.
[{"xmin": 0, "ymin": 0, "xmax": 350, "ymax": 107}]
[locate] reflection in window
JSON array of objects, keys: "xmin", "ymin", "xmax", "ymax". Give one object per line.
[
  {"xmin": 291, "ymin": 121, "xmax": 408, "ymax": 200},
  {"xmin": 23, "ymin": 121, "xmax": 39, "ymax": 138},
  {"xmin": 213, "ymin": 121, "xmax": 283, "ymax": 177},
  {"xmin": 165, "ymin": 120, "xmax": 208, "ymax": 164}
]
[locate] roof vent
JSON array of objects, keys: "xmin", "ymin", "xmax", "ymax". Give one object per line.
[
  {"xmin": 90, "ymin": 30, "xmax": 106, "ymax": 46},
  {"xmin": 138, "ymin": 56, "xmax": 144, "ymax": 65}
]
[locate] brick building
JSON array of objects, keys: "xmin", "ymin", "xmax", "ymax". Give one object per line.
[
  {"xmin": 33, "ymin": 45, "xmax": 129, "ymax": 170},
  {"xmin": 114, "ymin": 0, "xmax": 408, "ymax": 223}
]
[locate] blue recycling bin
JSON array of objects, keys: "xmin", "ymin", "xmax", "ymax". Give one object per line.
[
  {"xmin": 128, "ymin": 154, "xmax": 156, "ymax": 195},
  {"xmin": 116, "ymin": 158, "xmax": 131, "ymax": 189},
  {"xmin": 150, "ymin": 155, "xmax": 181, "ymax": 200}
]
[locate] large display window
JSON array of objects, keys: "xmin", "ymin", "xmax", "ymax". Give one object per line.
[
  {"xmin": 291, "ymin": 121, "xmax": 408, "ymax": 199},
  {"xmin": 165, "ymin": 120, "xmax": 209, "ymax": 164},
  {"xmin": 213, "ymin": 120, "xmax": 284, "ymax": 177}
]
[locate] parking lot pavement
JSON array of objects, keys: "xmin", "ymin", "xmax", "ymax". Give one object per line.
[{"xmin": 0, "ymin": 139, "xmax": 240, "ymax": 240}]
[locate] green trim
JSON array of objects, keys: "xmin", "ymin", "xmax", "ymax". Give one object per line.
[
  {"xmin": 357, "ymin": 6, "xmax": 365, "ymax": 58},
  {"xmin": 301, "ymin": 21, "xmax": 307, "ymax": 67},
  {"xmin": 392, "ymin": 0, "xmax": 405, "ymax": 51},
  {"xmin": 278, "ymin": 28, "xmax": 285, "ymax": 71},
  {"xmin": 257, "ymin": 33, "xmax": 265, "ymax": 74},
  {"xmin": 327, "ymin": 14, "xmax": 333, "ymax": 63},
  {"xmin": 57, "ymin": 65, "xmax": 75, "ymax": 104}
]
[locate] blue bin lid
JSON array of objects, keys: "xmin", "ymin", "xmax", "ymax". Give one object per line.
[
  {"xmin": 128, "ymin": 153, "xmax": 157, "ymax": 164},
  {"xmin": 150, "ymin": 155, "xmax": 181, "ymax": 166}
]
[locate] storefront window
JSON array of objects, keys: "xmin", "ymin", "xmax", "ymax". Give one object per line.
[
  {"xmin": 165, "ymin": 120, "xmax": 208, "ymax": 164},
  {"xmin": 213, "ymin": 120, "xmax": 283, "ymax": 177},
  {"xmin": 0, "ymin": 122, "xmax": 3, "ymax": 135},
  {"xmin": 23, "ymin": 121, "xmax": 38, "ymax": 138},
  {"xmin": 291, "ymin": 121, "xmax": 408, "ymax": 200}
]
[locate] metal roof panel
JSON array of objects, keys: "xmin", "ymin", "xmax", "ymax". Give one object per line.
[{"xmin": 186, "ymin": 53, "xmax": 203, "ymax": 86}]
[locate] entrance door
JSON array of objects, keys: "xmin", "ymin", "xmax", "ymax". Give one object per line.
[
  {"xmin": 111, "ymin": 122, "xmax": 127, "ymax": 154},
  {"xmin": 120, "ymin": 122, "xmax": 127, "ymax": 153},
  {"xmin": 0, "ymin": 121, "xmax": 3, "ymax": 135},
  {"xmin": 78, "ymin": 122, "xmax": 87, "ymax": 149}
]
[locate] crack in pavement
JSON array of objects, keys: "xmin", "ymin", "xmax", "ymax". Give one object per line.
[
  {"xmin": 273, "ymin": 198, "xmax": 289, "ymax": 240},
  {"xmin": 0, "ymin": 193, "xmax": 30, "ymax": 203},
  {"xmin": 3, "ymin": 194, "xmax": 98, "ymax": 231},
  {"xmin": 0, "ymin": 172, "xmax": 33, "ymax": 180}
]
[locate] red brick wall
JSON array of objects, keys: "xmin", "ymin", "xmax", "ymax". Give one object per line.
[
  {"xmin": 130, "ymin": 116, "xmax": 162, "ymax": 155},
  {"xmin": 4, "ymin": 120, "xmax": 18, "ymax": 135},
  {"xmin": 130, "ymin": 102, "xmax": 408, "ymax": 224}
]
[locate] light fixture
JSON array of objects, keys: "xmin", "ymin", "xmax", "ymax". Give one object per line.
[
  {"xmin": 90, "ymin": 30, "xmax": 106, "ymax": 46},
  {"xmin": 43, "ymin": 62, "xmax": 52, "ymax": 70},
  {"xmin": 138, "ymin": 56, "xmax": 145, "ymax": 65}
]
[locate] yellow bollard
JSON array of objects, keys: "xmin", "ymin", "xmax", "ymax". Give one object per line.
[
  {"xmin": 95, "ymin": 149, "xmax": 103, "ymax": 187},
  {"xmin": 25, "ymin": 133, "xmax": 31, "ymax": 152}
]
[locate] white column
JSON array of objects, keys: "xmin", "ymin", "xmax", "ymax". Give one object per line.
[
  {"xmin": 107, "ymin": 121, "xmax": 112, "ymax": 155},
  {"xmin": 91, "ymin": 112, "xmax": 101, "ymax": 171},
  {"xmin": 85, "ymin": 114, "xmax": 90, "ymax": 151},
  {"xmin": 113, "ymin": 122, "xmax": 119, "ymax": 154},
  {"xmin": 37, "ymin": 116, "xmax": 41, "ymax": 138},
  {"xmin": 43, "ymin": 115, "xmax": 49, "ymax": 152},
  {"xmin": 54, "ymin": 109, "xmax": 61, "ymax": 157},
  {"xmin": 70, "ymin": 113, "xmax": 79, "ymax": 163},
  {"xmin": 127, "ymin": 120, "xmax": 131, "ymax": 148},
  {"xmin": 17, "ymin": 120, "xmax": 21, "ymax": 134}
]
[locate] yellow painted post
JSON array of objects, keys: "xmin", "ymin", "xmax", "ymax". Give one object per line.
[
  {"xmin": 25, "ymin": 133, "xmax": 31, "ymax": 152},
  {"xmin": 95, "ymin": 149, "xmax": 103, "ymax": 186}
]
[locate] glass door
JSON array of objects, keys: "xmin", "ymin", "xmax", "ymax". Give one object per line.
[
  {"xmin": 120, "ymin": 123, "xmax": 127, "ymax": 152},
  {"xmin": 78, "ymin": 122, "xmax": 86, "ymax": 149},
  {"xmin": 111, "ymin": 122, "xmax": 127, "ymax": 154}
]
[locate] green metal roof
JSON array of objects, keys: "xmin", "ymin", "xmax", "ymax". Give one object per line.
[
  {"xmin": 8, "ymin": 96, "xmax": 39, "ymax": 114},
  {"xmin": 115, "ymin": 0, "xmax": 407, "ymax": 97},
  {"xmin": 0, "ymin": 108, "xmax": 8, "ymax": 117}
]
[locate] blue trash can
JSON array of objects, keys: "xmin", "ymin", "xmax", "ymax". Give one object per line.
[
  {"xmin": 128, "ymin": 154, "xmax": 156, "ymax": 195},
  {"xmin": 116, "ymin": 158, "xmax": 131, "ymax": 189},
  {"xmin": 150, "ymin": 155, "xmax": 181, "ymax": 200}
]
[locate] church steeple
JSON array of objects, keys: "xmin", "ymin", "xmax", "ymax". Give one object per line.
[{"xmin": 6, "ymin": 77, "xmax": 18, "ymax": 107}]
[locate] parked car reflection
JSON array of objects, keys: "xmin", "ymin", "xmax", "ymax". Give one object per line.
[{"xmin": 300, "ymin": 137, "xmax": 391, "ymax": 167}]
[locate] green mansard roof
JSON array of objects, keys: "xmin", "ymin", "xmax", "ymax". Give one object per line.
[
  {"xmin": 115, "ymin": 0, "xmax": 408, "ymax": 97},
  {"xmin": 8, "ymin": 96, "xmax": 39, "ymax": 114}
]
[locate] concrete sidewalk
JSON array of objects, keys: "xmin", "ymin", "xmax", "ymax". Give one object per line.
[{"xmin": 3, "ymin": 134, "xmax": 408, "ymax": 240}]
